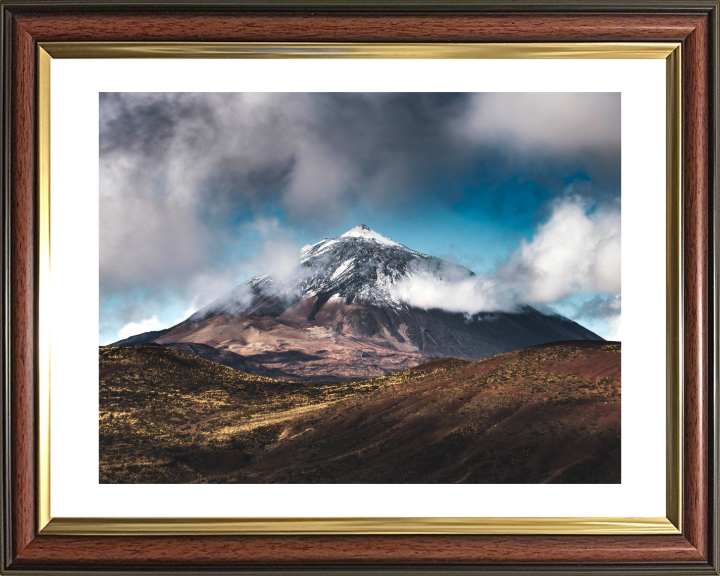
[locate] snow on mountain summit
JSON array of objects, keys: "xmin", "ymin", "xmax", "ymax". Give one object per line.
[
  {"xmin": 190, "ymin": 225, "xmax": 472, "ymax": 322},
  {"xmin": 301, "ymin": 224, "xmax": 405, "ymax": 258},
  {"xmin": 339, "ymin": 224, "xmax": 403, "ymax": 247}
]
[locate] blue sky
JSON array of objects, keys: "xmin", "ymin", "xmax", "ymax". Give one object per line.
[{"xmin": 99, "ymin": 93, "xmax": 621, "ymax": 344}]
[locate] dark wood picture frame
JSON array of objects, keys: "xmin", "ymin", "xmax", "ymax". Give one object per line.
[{"xmin": 1, "ymin": 1, "xmax": 718, "ymax": 573}]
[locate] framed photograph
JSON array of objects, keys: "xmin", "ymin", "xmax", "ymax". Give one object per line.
[{"xmin": 1, "ymin": 1, "xmax": 717, "ymax": 574}]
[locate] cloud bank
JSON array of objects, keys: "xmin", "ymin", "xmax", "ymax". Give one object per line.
[
  {"xmin": 391, "ymin": 196, "xmax": 621, "ymax": 322},
  {"xmin": 100, "ymin": 92, "xmax": 621, "ymax": 339}
]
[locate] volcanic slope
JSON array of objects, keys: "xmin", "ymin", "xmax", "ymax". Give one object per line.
[
  {"xmin": 113, "ymin": 225, "xmax": 602, "ymax": 381},
  {"xmin": 100, "ymin": 340, "xmax": 620, "ymax": 484}
]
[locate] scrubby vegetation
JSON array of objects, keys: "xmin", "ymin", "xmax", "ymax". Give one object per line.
[{"xmin": 100, "ymin": 341, "xmax": 620, "ymax": 484}]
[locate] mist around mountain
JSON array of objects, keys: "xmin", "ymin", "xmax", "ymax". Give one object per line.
[{"xmin": 111, "ymin": 225, "xmax": 602, "ymax": 381}]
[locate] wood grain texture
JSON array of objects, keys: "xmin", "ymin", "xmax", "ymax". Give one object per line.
[
  {"xmin": 681, "ymin": 13, "xmax": 710, "ymax": 560},
  {"xmin": 13, "ymin": 12, "xmax": 703, "ymax": 42},
  {"xmin": 2, "ymin": 4, "xmax": 717, "ymax": 573},
  {"xmin": 10, "ymin": 17, "xmax": 37, "ymax": 562},
  {"xmin": 10, "ymin": 534, "xmax": 706, "ymax": 566}
]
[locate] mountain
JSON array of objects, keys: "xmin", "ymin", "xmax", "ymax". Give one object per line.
[
  {"xmin": 112, "ymin": 225, "xmax": 602, "ymax": 380},
  {"xmin": 187, "ymin": 224, "xmax": 469, "ymax": 322},
  {"xmin": 100, "ymin": 340, "xmax": 620, "ymax": 483},
  {"xmin": 111, "ymin": 327, "xmax": 172, "ymax": 346}
]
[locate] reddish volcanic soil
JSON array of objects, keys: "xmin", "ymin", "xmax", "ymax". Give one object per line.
[
  {"xmin": 100, "ymin": 340, "xmax": 621, "ymax": 484},
  {"xmin": 151, "ymin": 295, "xmax": 604, "ymax": 382},
  {"xmin": 155, "ymin": 313, "xmax": 433, "ymax": 381}
]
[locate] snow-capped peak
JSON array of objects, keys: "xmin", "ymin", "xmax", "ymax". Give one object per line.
[
  {"xmin": 339, "ymin": 224, "xmax": 402, "ymax": 247},
  {"xmin": 190, "ymin": 224, "xmax": 474, "ymax": 322}
]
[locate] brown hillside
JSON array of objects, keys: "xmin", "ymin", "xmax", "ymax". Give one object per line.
[{"xmin": 100, "ymin": 341, "xmax": 620, "ymax": 484}]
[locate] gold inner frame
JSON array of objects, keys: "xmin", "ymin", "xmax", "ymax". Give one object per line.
[{"xmin": 36, "ymin": 41, "xmax": 683, "ymax": 536}]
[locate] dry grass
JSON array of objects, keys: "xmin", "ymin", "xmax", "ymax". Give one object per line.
[{"xmin": 100, "ymin": 342, "xmax": 620, "ymax": 484}]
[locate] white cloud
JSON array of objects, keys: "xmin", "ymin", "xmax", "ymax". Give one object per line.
[
  {"xmin": 391, "ymin": 196, "xmax": 620, "ymax": 314},
  {"xmin": 171, "ymin": 298, "xmax": 200, "ymax": 325},
  {"xmin": 246, "ymin": 218, "xmax": 306, "ymax": 283},
  {"xmin": 101, "ymin": 93, "xmax": 620, "ymax": 301},
  {"xmin": 100, "ymin": 93, "xmax": 621, "ymax": 340},
  {"xmin": 117, "ymin": 315, "xmax": 162, "ymax": 340},
  {"xmin": 456, "ymin": 92, "xmax": 620, "ymax": 154},
  {"xmin": 392, "ymin": 270, "xmax": 516, "ymax": 315},
  {"xmin": 501, "ymin": 196, "xmax": 621, "ymax": 303}
]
